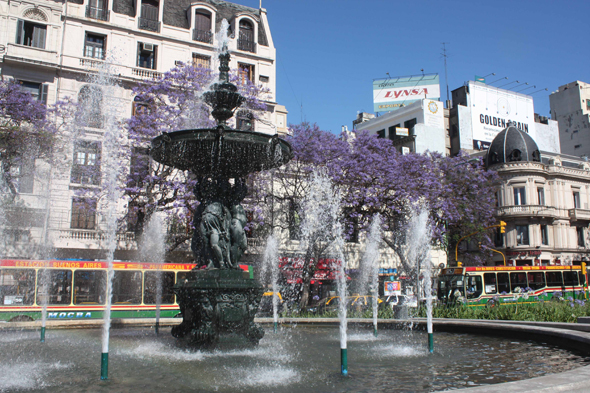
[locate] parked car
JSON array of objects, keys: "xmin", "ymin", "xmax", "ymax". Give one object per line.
[{"xmin": 256, "ymin": 291, "xmax": 284, "ymax": 317}]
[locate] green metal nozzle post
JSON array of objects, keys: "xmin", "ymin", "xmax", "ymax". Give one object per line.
[
  {"xmin": 373, "ymin": 325, "xmax": 378, "ymax": 337},
  {"xmin": 274, "ymin": 321, "xmax": 278, "ymax": 333},
  {"xmin": 155, "ymin": 321, "xmax": 159, "ymax": 335},
  {"xmin": 428, "ymin": 332, "xmax": 434, "ymax": 353},
  {"xmin": 100, "ymin": 352, "xmax": 108, "ymax": 380},
  {"xmin": 40, "ymin": 326, "xmax": 45, "ymax": 343},
  {"xmin": 341, "ymin": 348, "xmax": 348, "ymax": 376}
]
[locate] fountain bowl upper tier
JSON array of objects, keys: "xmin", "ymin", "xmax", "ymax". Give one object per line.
[{"xmin": 151, "ymin": 127, "xmax": 293, "ymax": 178}]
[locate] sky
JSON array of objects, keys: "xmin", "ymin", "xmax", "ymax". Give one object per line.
[{"xmin": 233, "ymin": 0, "xmax": 590, "ymax": 134}]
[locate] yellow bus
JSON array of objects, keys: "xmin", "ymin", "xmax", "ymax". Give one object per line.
[{"xmin": 0, "ymin": 259, "xmax": 252, "ymax": 322}]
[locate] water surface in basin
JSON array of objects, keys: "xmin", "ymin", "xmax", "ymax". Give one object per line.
[{"xmin": 1, "ymin": 326, "xmax": 588, "ymax": 392}]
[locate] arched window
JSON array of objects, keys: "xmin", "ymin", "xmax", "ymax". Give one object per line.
[
  {"xmin": 238, "ymin": 19, "xmax": 255, "ymax": 52},
  {"xmin": 193, "ymin": 10, "xmax": 212, "ymax": 43},
  {"xmin": 78, "ymin": 86, "xmax": 102, "ymax": 128},
  {"xmin": 508, "ymin": 149, "xmax": 522, "ymax": 162},
  {"xmin": 532, "ymin": 150, "xmax": 541, "ymax": 162}
]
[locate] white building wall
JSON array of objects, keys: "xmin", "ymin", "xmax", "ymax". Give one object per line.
[{"xmin": 550, "ymin": 81, "xmax": 590, "ymax": 157}]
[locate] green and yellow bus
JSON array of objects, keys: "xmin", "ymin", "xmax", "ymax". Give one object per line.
[
  {"xmin": 0, "ymin": 259, "xmax": 251, "ymax": 322},
  {"xmin": 437, "ymin": 265, "xmax": 589, "ymax": 308}
]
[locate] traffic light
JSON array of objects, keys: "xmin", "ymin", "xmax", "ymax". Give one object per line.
[{"xmin": 500, "ymin": 221, "xmax": 506, "ymax": 233}]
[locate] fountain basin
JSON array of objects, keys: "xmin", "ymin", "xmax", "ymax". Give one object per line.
[
  {"xmin": 150, "ymin": 128, "xmax": 292, "ymax": 178},
  {"xmin": 2, "ymin": 320, "xmax": 590, "ymax": 392}
]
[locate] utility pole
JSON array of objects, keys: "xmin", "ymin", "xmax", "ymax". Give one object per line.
[{"xmin": 441, "ymin": 42, "xmax": 450, "ymax": 107}]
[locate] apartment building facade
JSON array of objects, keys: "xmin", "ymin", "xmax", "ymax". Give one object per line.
[{"xmin": 0, "ymin": 0, "xmax": 287, "ymax": 260}]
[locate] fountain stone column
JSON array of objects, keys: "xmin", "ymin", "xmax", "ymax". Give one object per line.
[{"xmin": 150, "ymin": 48, "xmax": 292, "ymax": 348}]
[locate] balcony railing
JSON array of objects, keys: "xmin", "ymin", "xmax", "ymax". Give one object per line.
[
  {"xmin": 193, "ymin": 29, "xmax": 213, "ymax": 44},
  {"xmin": 496, "ymin": 205, "xmax": 561, "ymax": 218},
  {"xmin": 569, "ymin": 208, "xmax": 590, "ymax": 221},
  {"xmin": 138, "ymin": 18, "xmax": 160, "ymax": 33},
  {"xmin": 58, "ymin": 229, "xmax": 135, "ymax": 242},
  {"xmin": 132, "ymin": 68, "xmax": 161, "ymax": 79},
  {"xmin": 86, "ymin": 6, "xmax": 109, "ymax": 22},
  {"xmin": 237, "ymin": 38, "xmax": 256, "ymax": 53}
]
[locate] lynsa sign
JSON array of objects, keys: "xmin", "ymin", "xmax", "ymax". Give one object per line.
[{"xmin": 373, "ymin": 74, "xmax": 440, "ymax": 112}]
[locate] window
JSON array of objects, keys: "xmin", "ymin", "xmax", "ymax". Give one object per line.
[
  {"xmin": 541, "ymin": 225, "xmax": 549, "ymax": 246},
  {"xmin": 192, "ymin": 53, "xmax": 211, "ymax": 69},
  {"xmin": 0, "ymin": 269, "xmax": 35, "ymax": 305},
  {"xmin": 144, "ymin": 271, "xmax": 175, "ymax": 304},
  {"xmin": 139, "ymin": 0, "xmax": 159, "ymax": 32},
  {"xmin": 537, "ymin": 187, "xmax": 545, "ymax": 205},
  {"xmin": 563, "ymin": 271, "xmax": 579, "ymax": 286},
  {"xmin": 404, "ymin": 118, "xmax": 417, "ymax": 131},
  {"xmin": 238, "ymin": 19, "xmax": 255, "ymax": 52},
  {"xmin": 466, "ymin": 275, "xmax": 482, "ymax": 299},
  {"xmin": 513, "ymin": 187, "xmax": 526, "ymax": 205},
  {"xmin": 516, "ymin": 225, "xmax": 529, "ymax": 245},
  {"xmin": 509, "ymin": 272, "xmax": 527, "ymax": 292},
  {"xmin": 137, "ymin": 43, "xmax": 157, "ymax": 69},
  {"xmin": 16, "ymin": 20, "xmax": 46, "ymax": 49},
  {"xmin": 73, "ymin": 270, "xmax": 106, "ymax": 304},
  {"xmin": 573, "ymin": 191, "xmax": 581, "ymax": 208},
  {"xmin": 494, "ymin": 228, "xmax": 503, "ymax": 247},
  {"xmin": 527, "ymin": 272, "xmax": 545, "ymax": 290},
  {"xmin": 37, "ymin": 269, "xmax": 72, "ymax": 305},
  {"xmin": 19, "ymin": 81, "xmax": 48, "ymax": 104},
  {"xmin": 377, "ymin": 129, "xmax": 385, "ymax": 138},
  {"xmin": 546, "ymin": 271, "xmax": 563, "ymax": 287},
  {"xmin": 483, "ymin": 273, "xmax": 497, "ymax": 294},
  {"xmin": 193, "ymin": 10, "xmax": 212, "ymax": 43},
  {"xmin": 78, "ymin": 86, "xmax": 103, "ymax": 128},
  {"xmin": 112, "ymin": 271, "xmax": 142, "ymax": 304},
  {"xmin": 238, "ymin": 63, "xmax": 254, "ymax": 84},
  {"xmin": 497, "ymin": 272, "xmax": 510, "ymax": 294},
  {"xmin": 71, "ymin": 140, "xmax": 101, "ymax": 185},
  {"xmin": 86, "ymin": 0, "xmax": 109, "ymax": 21},
  {"xmin": 84, "ymin": 33, "xmax": 105, "ymax": 59},
  {"xmin": 71, "ymin": 198, "xmax": 97, "ymax": 230},
  {"xmin": 577, "ymin": 226, "xmax": 585, "ymax": 247},
  {"xmin": 495, "ymin": 191, "xmax": 501, "ymax": 207}
]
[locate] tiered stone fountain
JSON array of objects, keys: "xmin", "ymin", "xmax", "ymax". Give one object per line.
[{"xmin": 150, "ymin": 48, "xmax": 292, "ymax": 348}]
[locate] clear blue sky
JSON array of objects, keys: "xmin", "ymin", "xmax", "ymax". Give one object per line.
[{"xmin": 236, "ymin": 0, "xmax": 590, "ymax": 134}]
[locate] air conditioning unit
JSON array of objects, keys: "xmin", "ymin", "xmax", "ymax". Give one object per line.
[{"xmin": 142, "ymin": 43, "xmax": 154, "ymax": 52}]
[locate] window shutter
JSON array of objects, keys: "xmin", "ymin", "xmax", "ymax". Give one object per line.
[
  {"xmin": 16, "ymin": 20, "xmax": 24, "ymax": 45},
  {"xmin": 32, "ymin": 25, "xmax": 46, "ymax": 49},
  {"xmin": 152, "ymin": 45, "xmax": 157, "ymax": 70},
  {"xmin": 40, "ymin": 84, "xmax": 48, "ymax": 104}
]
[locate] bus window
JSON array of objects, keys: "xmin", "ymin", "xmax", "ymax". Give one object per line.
[
  {"xmin": 579, "ymin": 271, "xmax": 586, "ymax": 286},
  {"xmin": 144, "ymin": 271, "xmax": 175, "ymax": 304},
  {"xmin": 0, "ymin": 269, "xmax": 35, "ymax": 305},
  {"xmin": 497, "ymin": 273, "xmax": 510, "ymax": 293},
  {"xmin": 112, "ymin": 271, "xmax": 142, "ymax": 304},
  {"xmin": 37, "ymin": 269, "xmax": 72, "ymax": 305},
  {"xmin": 484, "ymin": 273, "xmax": 497, "ymax": 294},
  {"xmin": 527, "ymin": 272, "xmax": 545, "ymax": 290},
  {"xmin": 177, "ymin": 272, "xmax": 190, "ymax": 284},
  {"xmin": 563, "ymin": 271, "xmax": 579, "ymax": 286},
  {"xmin": 546, "ymin": 271, "xmax": 563, "ymax": 287},
  {"xmin": 466, "ymin": 276, "xmax": 482, "ymax": 299},
  {"xmin": 509, "ymin": 272, "xmax": 527, "ymax": 292},
  {"xmin": 73, "ymin": 270, "xmax": 106, "ymax": 305}
]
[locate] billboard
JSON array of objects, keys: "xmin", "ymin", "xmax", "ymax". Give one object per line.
[
  {"xmin": 468, "ymin": 81, "xmax": 535, "ymax": 150},
  {"xmin": 373, "ymin": 74, "xmax": 440, "ymax": 113},
  {"xmin": 384, "ymin": 281, "xmax": 402, "ymax": 296}
]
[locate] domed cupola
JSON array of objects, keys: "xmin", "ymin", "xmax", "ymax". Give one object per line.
[{"xmin": 486, "ymin": 122, "xmax": 541, "ymax": 167}]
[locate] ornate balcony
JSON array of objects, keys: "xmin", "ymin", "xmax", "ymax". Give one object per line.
[
  {"xmin": 193, "ymin": 29, "xmax": 213, "ymax": 44},
  {"xmin": 237, "ymin": 38, "xmax": 256, "ymax": 53},
  {"xmin": 496, "ymin": 205, "xmax": 562, "ymax": 219},
  {"xmin": 86, "ymin": 6, "xmax": 109, "ymax": 22},
  {"xmin": 138, "ymin": 18, "xmax": 160, "ymax": 33}
]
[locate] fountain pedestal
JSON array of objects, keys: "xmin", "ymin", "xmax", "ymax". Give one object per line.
[{"xmin": 171, "ymin": 269, "xmax": 265, "ymax": 347}]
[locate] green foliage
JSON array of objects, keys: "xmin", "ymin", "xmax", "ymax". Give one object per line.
[{"xmin": 416, "ymin": 299, "xmax": 590, "ymax": 323}]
